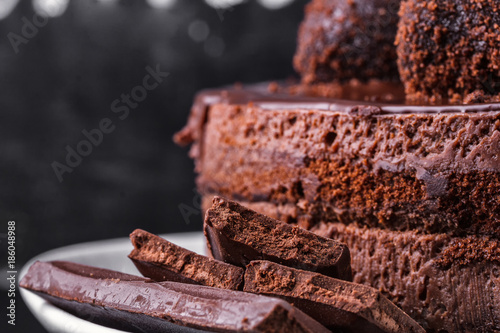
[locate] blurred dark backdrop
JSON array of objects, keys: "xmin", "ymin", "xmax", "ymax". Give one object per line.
[{"xmin": 0, "ymin": 0, "xmax": 306, "ymax": 331}]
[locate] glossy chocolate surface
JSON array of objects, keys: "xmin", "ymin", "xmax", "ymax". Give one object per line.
[
  {"xmin": 178, "ymin": 81, "xmax": 500, "ymax": 137},
  {"xmin": 20, "ymin": 261, "xmax": 330, "ymax": 333}
]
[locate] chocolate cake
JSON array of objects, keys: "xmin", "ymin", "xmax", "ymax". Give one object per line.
[
  {"xmin": 177, "ymin": 82, "xmax": 500, "ymax": 239},
  {"xmin": 173, "ymin": 0, "xmax": 500, "ymax": 331},
  {"xmin": 128, "ymin": 229, "xmax": 244, "ymax": 290},
  {"xmin": 294, "ymin": 0, "xmax": 401, "ymax": 83},
  {"xmin": 396, "ymin": 0, "xmax": 500, "ymax": 103},
  {"xmin": 244, "ymin": 260, "xmax": 425, "ymax": 333},
  {"xmin": 20, "ymin": 261, "xmax": 331, "ymax": 333},
  {"xmin": 204, "ymin": 196, "xmax": 352, "ymax": 281},
  {"xmin": 176, "ymin": 79, "xmax": 500, "ymax": 332}
]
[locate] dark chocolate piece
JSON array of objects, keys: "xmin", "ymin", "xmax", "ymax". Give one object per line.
[
  {"xmin": 396, "ymin": 0, "xmax": 500, "ymax": 103},
  {"xmin": 244, "ymin": 260, "xmax": 425, "ymax": 333},
  {"xmin": 204, "ymin": 196, "xmax": 352, "ymax": 281},
  {"xmin": 294, "ymin": 0, "xmax": 401, "ymax": 83},
  {"xmin": 128, "ymin": 229, "xmax": 243, "ymax": 290},
  {"xmin": 20, "ymin": 261, "xmax": 330, "ymax": 333}
]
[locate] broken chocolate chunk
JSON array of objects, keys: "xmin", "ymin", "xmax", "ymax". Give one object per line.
[
  {"xmin": 128, "ymin": 229, "xmax": 244, "ymax": 290},
  {"xmin": 244, "ymin": 260, "xmax": 425, "ymax": 333},
  {"xmin": 204, "ymin": 196, "xmax": 352, "ymax": 281}
]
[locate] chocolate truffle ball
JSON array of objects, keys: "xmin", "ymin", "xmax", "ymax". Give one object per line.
[
  {"xmin": 396, "ymin": 0, "xmax": 500, "ymax": 103},
  {"xmin": 294, "ymin": 0, "xmax": 401, "ymax": 84}
]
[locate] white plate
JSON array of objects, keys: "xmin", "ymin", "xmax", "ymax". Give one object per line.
[{"xmin": 20, "ymin": 232, "xmax": 206, "ymax": 333}]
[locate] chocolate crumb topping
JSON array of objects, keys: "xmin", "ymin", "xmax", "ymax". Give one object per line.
[{"xmin": 396, "ymin": 0, "xmax": 500, "ymax": 103}]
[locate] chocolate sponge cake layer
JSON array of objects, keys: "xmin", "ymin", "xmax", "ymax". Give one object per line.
[{"xmin": 176, "ymin": 84, "xmax": 500, "ymax": 238}]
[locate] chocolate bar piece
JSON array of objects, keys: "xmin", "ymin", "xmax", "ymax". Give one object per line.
[
  {"xmin": 20, "ymin": 261, "xmax": 330, "ymax": 333},
  {"xmin": 204, "ymin": 196, "xmax": 352, "ymax": 280},
  {"xmin": 244, "ymin": 260, "xmax": 425, "ymax": 333},
  {"xmin": 128, "ymin": 229, "xmax": 243, "ymax": 290}
]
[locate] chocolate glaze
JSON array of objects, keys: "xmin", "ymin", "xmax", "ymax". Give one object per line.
[
  {"xmin": 20, "ymin": 261, "xmax": 330, "ymax": 333},
  {"xmin": 174, "ymin": 80, "xmax": 500, "ymax": 172},
  {"xmin": 174, "ymin": 81, "xmax": 500, "ymax": 149}
]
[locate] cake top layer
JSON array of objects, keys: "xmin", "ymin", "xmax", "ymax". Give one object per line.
[{"xmin": 174, "ymin": 81, "xmax": 500, "ymax": 148}]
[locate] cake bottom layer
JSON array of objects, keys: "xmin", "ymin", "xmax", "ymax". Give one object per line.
[{"xmin": 201, "ymin": 195, "xmax": 500, "ymax": 333}]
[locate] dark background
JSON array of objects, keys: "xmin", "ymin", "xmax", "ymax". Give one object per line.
[{"xmin": 0, "ymin": 0, "xmax": 306, "ymax": 331}]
